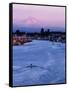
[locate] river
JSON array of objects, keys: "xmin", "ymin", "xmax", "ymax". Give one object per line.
[{"xmin": 13, "ymin": 40, "xmax": 65, "ymax": 86}]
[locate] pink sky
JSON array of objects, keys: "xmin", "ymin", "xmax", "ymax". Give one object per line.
[{"xmin": 13, "ymin": 4, "xmax": 65, "ymax": 28}]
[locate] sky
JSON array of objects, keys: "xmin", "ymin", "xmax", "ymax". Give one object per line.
[{"xmin": 13, "ymin": 4, "xmax": 65, "ymax": 32}]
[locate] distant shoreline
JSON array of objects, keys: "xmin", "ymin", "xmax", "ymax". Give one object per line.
[{"xmin": 12, "ymin": 30, "xmax": 66, "ymax": 46}]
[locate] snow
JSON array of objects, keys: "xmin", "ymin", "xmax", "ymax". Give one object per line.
[{"xmin": 13, "ymin": 40, "xmax": 65, "ymax": 86}]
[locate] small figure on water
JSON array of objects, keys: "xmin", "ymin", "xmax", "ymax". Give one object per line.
[{"xmin": 30, "ymin": 64, "xmax": 32, "ymax": 68}]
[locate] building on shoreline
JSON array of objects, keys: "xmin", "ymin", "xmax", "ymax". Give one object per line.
[
  {"xmin": 12, "ymin": 35, "xmax": 32, "ymax": 45},
  {"xmin": 12, "ymin": 29, "xmax": 66, "ymax": 45}
]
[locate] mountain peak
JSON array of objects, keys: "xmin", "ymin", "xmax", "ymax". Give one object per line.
[{"xmin": 23, "ymin": 16, "xmax": 39, "ymax": 26}]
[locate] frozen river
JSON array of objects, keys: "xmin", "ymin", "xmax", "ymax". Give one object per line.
[{"xmin": 13, "ymin": 40, "xmax": 65, "ymax": 86}]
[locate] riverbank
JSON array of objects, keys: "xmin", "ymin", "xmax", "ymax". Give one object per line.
[
  {"xmin": 13, "ymin": 35, "xmax": 32, "ymax": 45},
  {"xmin": 12, "ymin": 35, "xmax": 65, "ymax": 46}
]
